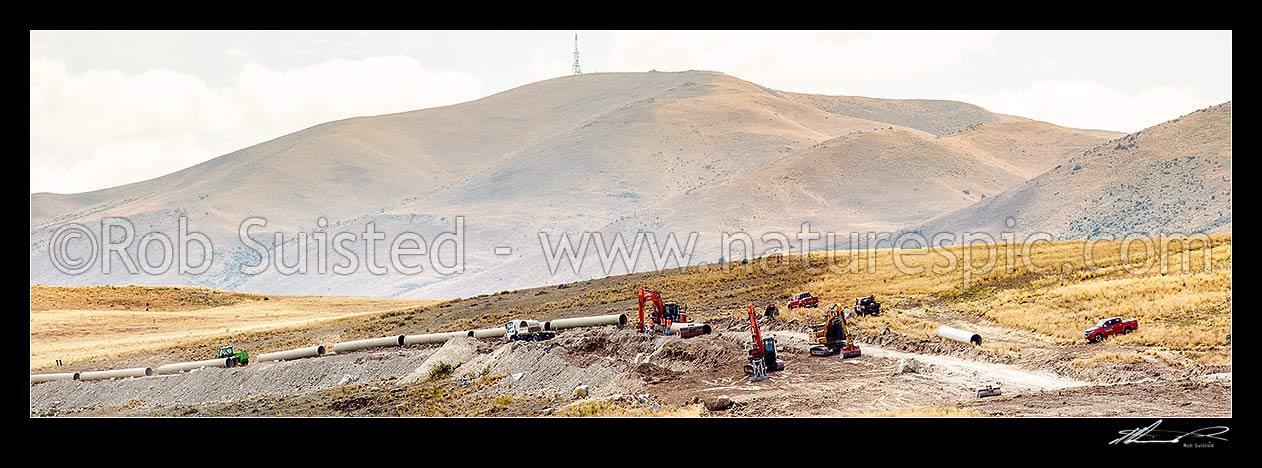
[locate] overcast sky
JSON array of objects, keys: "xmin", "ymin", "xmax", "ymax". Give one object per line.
[{"xmin": 30, "ymin": 30, "xmax": 1231, "ymax": 194}]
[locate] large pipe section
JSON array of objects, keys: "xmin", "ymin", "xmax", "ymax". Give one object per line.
[
  {"xmin": 403, "ymin": 331, "xmax": 467, "ymax": 345},
  {"xmin": 256, "ymin": 345, "xmax": 327, "ymax": 362},
  {"xmin": 670, "ymin": 322, "xmax": 712, "ymax": 338},
  {"xmin": 332, "ymin": 335, "xmax": 405, "ymax": 353},
  {"xmin": 937, "ymin": 325, "xmax": 982, "ymax": 346},
  {"xmin": 545, "ymin": 314, "xmax": 628, "ymax": 331},
  {"xmin": 30, "ymin": 372, "xmax": 78, "ymax": 384},
  {"xmin": 157, "ymin": 358, "xmax": 234, "ymax": 375},
  {"xmin": 78, "ymin": 367, "xmax": 153, "ymax": 381},
  {"xmin": 471, "ymin": 327, "xmax": 507, "ymax": 339}
]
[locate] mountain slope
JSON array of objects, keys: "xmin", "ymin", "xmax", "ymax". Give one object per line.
[
  {"xmin": 910, "ymin": 102, "xmax": 1232, "ymax": 240},
  {"xmin": 30, "ymin": 71, "xmax": 1126, "ymax": 297}
]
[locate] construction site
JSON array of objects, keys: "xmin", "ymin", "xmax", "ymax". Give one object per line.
[{"xmin": 29, "ymin": 236, "xmax": 1232, "ymax": 417}]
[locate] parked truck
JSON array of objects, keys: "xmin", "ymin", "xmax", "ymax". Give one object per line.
[
  {"xmin": 507, "ymin": 319, "xmax": 556, "ymax": 341},
  {"xmin": 1084, "ymin": 317, "xmax": 1138, "ymax": 343},
  {"xmin": 787, "ymin": 292, "xmax": 819, "ymax": 309}
]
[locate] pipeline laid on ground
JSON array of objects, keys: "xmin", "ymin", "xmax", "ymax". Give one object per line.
[
  {"xmin": 403, "ymin": 331, "xmax": 468, "ymax": 345},
  {"xmin": 545, "ymin": 314, "xmax": 628, "ymax": 331},
  {"xmin": 30, "ymin": 372, "xmax": 78, "ymax": 384},
  {"xmin": 937, "ymin": 325, "xmax": 982, "ymax": 346},
  {"xmin": 470, "ymin": 327, "xmax": 508, "ymax": 339},
  {"xmin": 332, "ymin": 335, "xmax": 406, "ymax": 353},
  {"xmin": 78, "ymin": 367, "xmax": 153, "ymax": 381},
  {"xmin": 157, "ymin": 358, "xmax": 235, "ymax": 375},
  {"xmin": 256, "ymin": 345, "xmax": 327, "ymax": 362}
]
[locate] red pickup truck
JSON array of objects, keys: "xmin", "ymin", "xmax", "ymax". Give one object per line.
[
  {"xmin": 1084, "ymin": 317, "xmax": 1138, "ymax": 343},
  {"xmin": 787, "ymin": 292, "xmax": 820, "ymax": 309}
]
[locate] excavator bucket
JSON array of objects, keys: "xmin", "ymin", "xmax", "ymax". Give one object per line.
[{"xmin": 841, "ymin": 346, "xmax": 862, "ymax": 359}]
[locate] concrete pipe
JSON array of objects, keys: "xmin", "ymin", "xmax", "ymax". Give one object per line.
[
  {"xmin": 937, "ymin": 325, "xmax": 982, "ymax": 346},
  {"xmin": 544, "ymin": 314, "xmax": 629, "ymax": 331},
  {"xmin": 255, "ymin": 345, "xmax": 327, "ymax": 363},
  {"xmin": 471, "ymin": 327, "xmax": 508, "ymax": 339},
  {"xmin": 30, "ymin": 373, "xmax": 77, "ymax": 384},
  {"xmin": 404, "ymin": 331, "xmax": 468, "ymax": 345},
  {"xmin": 332, "ymin": 335, "xmax": 406, "ymax": 353},
  {"xmin": 670, "ymin": 322, "xmax": 713, "ymax": 338},
  {"xmin": 157, "ymin": 358, "xmax": 235, "ymax": 375},
  {"xmin": 78, "ymin": 367, "xmax": 154, "ymax": 381}
]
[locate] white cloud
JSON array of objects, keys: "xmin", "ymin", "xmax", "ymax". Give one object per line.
[
  {"xmin": 603, "ymin": 30, "xmax": 999, "ymax": 94},
  {"xmin": 949, "ymin": 79, "xmax": 1224, "ymax": 132},
  {"xmin": 30, "ymin": 55, "xmax": 485, "ymax": 194},
  {"xmin": 226, "ymin": 47, "xmax": 252, "ymax": 59}
]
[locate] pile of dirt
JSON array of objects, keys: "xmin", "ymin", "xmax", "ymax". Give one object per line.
[
  {"xmin": 462, "ymin": 333, "xmax": 643, "ymax": 400},
  {"xmin": 400, "ymin": 337, "xmax": 479, "ymax": 384}
]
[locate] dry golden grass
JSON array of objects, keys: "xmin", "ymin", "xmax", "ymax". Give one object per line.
[
  {"xmin": 614, "ymin": 233, "xmax": 1229, "ymax": 366},
  {"xmin": 555, "ymin": 400, "xmax": 705, "ymax": 417},
  {"xmin": 860, "ymin": 406, "xmax": 987, "ymax": 417},
  {"xmin": 31, "ymin": 285, "xmax": 263, "ymax": 311},
  {"xmin": 32, "ymin": 234, "xmax": 1229, "ymax": 373},
  {"xmin": 980, "ymin": 341, "xmax": 1022, "ymax": 358},
  {"xmin": 30, "ymin": 286, "xmax": 436, "ymax": 370},
  {"xmin": 1071, "ymin": 352, "xmax": 1149, "ymax": 368}
]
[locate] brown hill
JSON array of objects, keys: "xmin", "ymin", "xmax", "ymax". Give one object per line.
[
  {"xmin": 30, "ymin": 71, "xmax": 1121, "ymax": 297},
  {"xmin": 910, "ymin": 102, "xmax": 1232, "ymax": 240}
]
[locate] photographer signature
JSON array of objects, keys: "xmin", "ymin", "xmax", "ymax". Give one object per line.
[{"xmin": 1111, "ymin": 420, "xmax": 1229, "ymax": 445}]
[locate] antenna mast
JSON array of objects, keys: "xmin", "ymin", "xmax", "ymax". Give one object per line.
[{"xmin": 572, "ymin": 34, "xmax": 582, "ymax": 75}]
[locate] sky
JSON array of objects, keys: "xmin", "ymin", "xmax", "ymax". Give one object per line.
[{"xmin": 30, "ymin": 30, "xmax": 1232, "ymax": 194}]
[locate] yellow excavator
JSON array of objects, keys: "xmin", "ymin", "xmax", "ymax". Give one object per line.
[{"xmin": 809, "ymin": 304, "xmax": 862, "ymax": 358}]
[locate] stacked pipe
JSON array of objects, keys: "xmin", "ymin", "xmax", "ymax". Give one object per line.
[
  {"xmin": 78, "ymin": 367, "xmax": 153, "ymax": 381},
  {"xmin": 404, "ymin": 331, "xmax": 468, "ymax": 345},
  {"xmin": 470, "ymin": 327, "xmax": 507, "ymax": 339},
  {"xmin": 30, "ymin": 372, "xmax": 78, "ymax": 384},
  {"xmin": 256, "ymin": 345, "xmax": 327, "ymax": 362},
  {"xmin": 157, "ymin": 358, "xmax": 235, "ymax": 375},
  {"xmin": 332, "ymin": 335, "xmax": 405, "ymax": 353},
  {"xmin": 544, "ymin": 314, "xmax": 628, "ymax": 331}
]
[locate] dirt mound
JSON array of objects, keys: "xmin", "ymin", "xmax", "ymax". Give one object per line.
[
  {"xmin": 462, "ymin": 333, "xmax": 643, "ymax": 400},
  {"xmin": 400, "ymin": 337, "xmax": 478, "ymax": 384},
  {"xmin": 633, "ymin": 362, "xmax": 681, "ymax": 384}
]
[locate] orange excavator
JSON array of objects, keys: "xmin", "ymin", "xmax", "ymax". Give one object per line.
[
  {"xmin": 637, "ymin": 288, "xmax": 687, "ymax": 334},
  {"xmin": 743, "ymin": 302, "xmax": 785, "ymax": 382}
]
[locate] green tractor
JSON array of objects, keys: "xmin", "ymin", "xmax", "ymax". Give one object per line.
[{"xmin": 216, "ymin": 345, "xmax": 249, "ymax": 367}]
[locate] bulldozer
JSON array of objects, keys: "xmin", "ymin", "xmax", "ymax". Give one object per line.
[
  {"xmin": 743, "ymin": 303, "xmax": 785, "ymax": 382},
  {"xmin": 216, "ymin": 345, "xmax": 249, "ymax": 367},
  {"xmin": 809, "ymin": 304, "xmax": 862, "ymax": 359}
]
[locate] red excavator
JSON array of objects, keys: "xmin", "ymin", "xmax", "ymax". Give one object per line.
[
  {"xmin": 743, "ymin": 303, "xmax": 785, "ymax": 382},
  {"xmin": 638, "ymin": 288, "xmax": 687, "ymax": 334}
]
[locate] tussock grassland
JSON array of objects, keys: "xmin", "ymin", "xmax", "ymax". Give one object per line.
[
  {"xmin": 32, "ymin": 234, "xmax": 1229, "ymax": 372},
  {"xmin": 366, "ymin": 233, "xmax": 1228, "ymax": 366},
  {"xmin": 29, "ymin": 286, "xmax": 435, "ymax": 370},
  {"xmin": 1071, "ymin": 352, "xmax": 1149, "ymax": 368}
]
